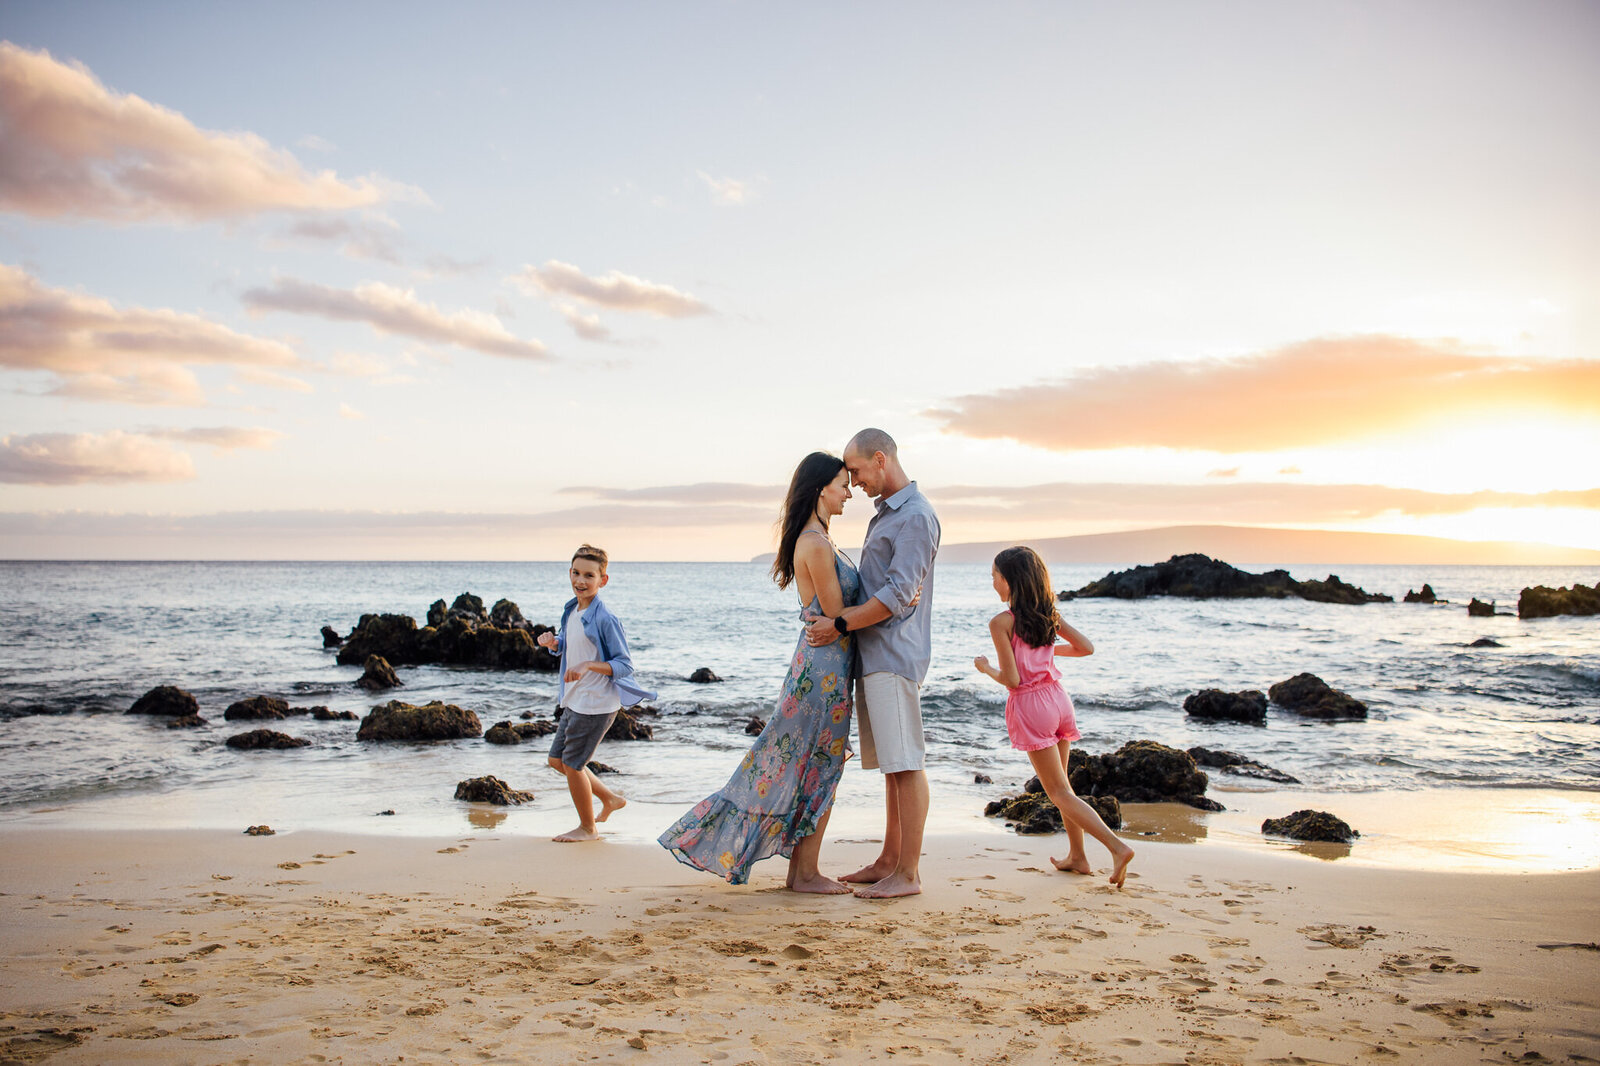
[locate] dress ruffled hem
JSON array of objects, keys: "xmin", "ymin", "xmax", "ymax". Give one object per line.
[{"xmin": 657, "ymin": 788, "xmax": 836, "ymax": 885}]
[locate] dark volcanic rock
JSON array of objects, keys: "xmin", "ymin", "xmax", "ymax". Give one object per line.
[
  {"xmin": 320, "ymin": 625, "xmax": 344, "ymax": 648},
  {"xmin": 1268, "ymin": 673, "xmax": 1368, "ymax": 719},
  {"xmin": 1187, "ymin": 746, "xmax": 1299, "ymax": 783},
  {"xmin": 1261, "ymin": 809, "xmax": 1359, "ymax": 843},
  {"xmin": 984, "ymin": 781, "xmax": 1123, "ymax": 834},
  {"xmin": 357, "ymin": 655, "xmax": 402, "ymax": 692},
  {"xmin": 312, "ymin": 707, "xmax": 358, "ymax": 721},
  {"xmin": 1468, "ymin": 637, "xmax": 1503, "ymax": 648},
  {"xmin": 587, "ymin": 761, "xmax": 617, "ymax": 775},
  {"xmin": 1403, "ymin": 584, "xmax": 1439, "ymax": 604},
  {"xmin": 453, "ymin": 775, "xmax": 532, "ymax": 805},
  {"xmin": 1519, "ymin": 583, "xmax": 1600, "ymax": 620},
  {"xmin": 1467, "ymin": 598, "xmax": 1498, "ymax": 617},
  {"xmin": 357, "ymin": 700, "xmax": 482, "ymax": 741},
  {"xmin": 244, "ymin": 825, "xmax": 275, "ymax": 835},
  {"xmin": 607, "ymin": 708, "xmax": 654, "ymax": 741},
  {"xmin": 332, "ymin": 595, "xmax": 558, "ymax": 671},
  {"xmin": 1066, "ymin": 740, "xmax": 1222, "ymax": 811},
  {"xmin": 974, "ymin": 773, "xmax": 993, "ymax": 785},
  {"xmin": 689, "ymin": 667, "xmax": 724, "ymax": 683},
  {"xmin": 129, "ymin": 685, "xmax": 199, "ymax": 717},
  {"xmin": 336, "ymin": 613, "xmax": 421, "ymax": 666},
  {"xmin": 167, "ymin": 714, "xmax": 207, "ymax": 729},
  {"xmin": 226, "ymin": 729, "xmax": 310, "ymax": 750},
  {"xmin": 1183, "ymin": 688, "xmax": 1267, "ymax": 724},
  {"xmin": 484, "ymin": 719, "xmax": 556, "ymax": 744},
  {"xmin": 744, "ymin": 716, "xmax": 765, "ymax": 735},
  {"xmin": 1295, "ymin": 575, "xmax": 1393, "ymax": 605},
  {"xmin": 1067, "ymin": 554, "xmax": 1389, "ymax": 604},
  {"xmin": 224, "ymin": 696, "xmax": 290, "ymax": 721}
]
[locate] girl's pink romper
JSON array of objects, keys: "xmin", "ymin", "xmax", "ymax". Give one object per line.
[{"xmin": 1004, "ymin": 621, "xmax": 1081, "ymax": 752}]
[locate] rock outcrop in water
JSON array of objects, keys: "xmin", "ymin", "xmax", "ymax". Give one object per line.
[
  {"xmin": 357, "ymin": 700, "xmax": 482, "ymax": 741},
  {"xmin": 1183, "ymin": 689, "xmax": 1267, "ymax": 724},
  {"xmin": 226, "ymin": 729, "xmax": 311, "ymax": 750},
  {"xmin": 985, "ymin": 778, "xmax": 1123, "ymax": 834},
  {"xmin": 1403, "ymin": 583, "xmax": 1441, "ymax": 604},
  {"xmin": 985, "ymin": 741, "xmax": 1222, "ymax": 815},
  {"xmin": 330, "ymin": 592, "xmax": 559, "ymax": 671},
  {"xmin": 224, "ymin": 696, "xmax": 291, "ymax": 721},
  {"xmin": 321, "ymin": 625, "xmax": 343, "ymax": 648},
  {"xmin": 1062, "ymin": 554, "xmax": 1390, "ymax": 604},
  {"xmin": 453, "ymin": 775, "xmax": 533, "ymax": 805},
  {"xmin": 689, "ymin": 668, "xmax": 723, "ymax": 683},
  {"xmin": 1262, "ymin": 809, "xmax": 1359, "ymax": 843},
  {"xmin": 1518, "ymin": 583, "xmax": 1600, "ymax": 620},
  {"xmin": 357, "ymin": 655, "xmax": 401, "ymax": 691},
  {"xmin": 1467, "ymin": 598, "xmax": 1505, "ymax": 617},
  {"xmin": 1268, "ymin": 673, "xmax": 1368, "ymax": 719},
  {"xmin": 484, "ymin": 719, "xmax": 556, "ymax": 744},
  {"xmin": 1187, "ymin": 746, "xmax": 1299, "ymax": 783},
  {"xmin": 128, "ymin": 685, "xmax": 199, "ymax": 716}
]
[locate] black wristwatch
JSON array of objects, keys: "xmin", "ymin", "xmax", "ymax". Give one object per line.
[{"xmin": 833, "ymin": 615, "xmax": 850, "ymax": 634}]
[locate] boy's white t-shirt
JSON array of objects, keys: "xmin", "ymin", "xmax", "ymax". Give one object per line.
[{"xmin": 562, "ymin": 605, "xmax": 622, "ymax": 715}]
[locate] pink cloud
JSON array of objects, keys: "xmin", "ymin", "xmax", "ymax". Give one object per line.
[
  {"xmin": 927, "ymin": 336, "xmax": 1600, "ymax": 452},
  {"xmin": 0, "ymin": 42, "xmax": 401, "ymax": 222},
  {"xmin": 510, "ymin": 260, "xmax": 711, "ymax": 318},
  {"xmin": 144, "ymin": 426, "xmax": 282, "ymax": 451},
  {"xmin": 0, "ymin": 430, "xmax": 195, "ymax": 484},
  {"xmin": 0, "ymin": 263, "xmax": 300, "ymax": 405},
  {"xmin": 242, "ymin": 276, "xmax": 551, "ymax": 361}
]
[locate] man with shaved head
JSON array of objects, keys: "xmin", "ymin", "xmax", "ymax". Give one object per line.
[{"xmin": 806, "ymin": 428, "xmax": 940, "ymax": 898}]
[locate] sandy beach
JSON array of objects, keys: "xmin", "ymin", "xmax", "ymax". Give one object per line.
[{"xmin": 2, "ymin": 820, "xmax": 1597, "ymax": 1065}]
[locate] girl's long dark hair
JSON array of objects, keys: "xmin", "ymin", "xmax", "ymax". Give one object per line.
[
  {"xmin": 771, "ymin": 451, "xmax": 846, "ymax": 589},
  {"xmin": 995, "ymin": 545, "xmax": 1060, "ymax": 648}
]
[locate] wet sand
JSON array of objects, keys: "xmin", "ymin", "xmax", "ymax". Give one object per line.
[{"xmin": 2, "ymin": 825, "xmax": 1597, "ymax": 1064}]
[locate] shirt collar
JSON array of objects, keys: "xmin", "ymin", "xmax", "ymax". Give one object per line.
[{"xmin": 876, "ymin": 480, "xmax": 917, "ymax": 513}]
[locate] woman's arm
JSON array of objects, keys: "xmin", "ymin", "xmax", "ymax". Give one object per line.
[
  {"xmin": 974, "ymin": 612, "xmax": 1022, "ymax": 688},
  {"xmin": 1053, "ymin": 618, "xmax": 1094, "ymax": 657}
]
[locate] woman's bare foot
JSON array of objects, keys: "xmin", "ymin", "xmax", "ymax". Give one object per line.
[
  {"xmin": 789, "ymin": 873, "xmax": 852, "ymax": 895},
  {"xmin": 1051, "ymin": 852, "xmax": 1093, "ymax": 875},
  {"xmin": 553, "ymin": 826, "xmax": 601, "ymax": 842},
  {"xmin": 853, "ymin": 871, "xmax": 921, "ymax": 899},
  {"xmin": 1109, "ymin": 844, "xmax": 1135, "ymax": 888},
  {"xmin": 596, "ymin": 795, "xmax": 626, "ymax": 822},
  {"xmin": 839, "ymin": 860, "xmax": 895, "ymax": 884}
]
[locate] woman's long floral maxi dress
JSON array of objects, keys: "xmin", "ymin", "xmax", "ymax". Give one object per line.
[{"xmin": 658, "ymin": 552, "xmax": 861, "ymax": 883}]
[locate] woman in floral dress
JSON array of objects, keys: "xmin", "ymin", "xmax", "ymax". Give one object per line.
[{"xmin": 659, "ymin": 452, "xmax": 861, "ymax": 892}]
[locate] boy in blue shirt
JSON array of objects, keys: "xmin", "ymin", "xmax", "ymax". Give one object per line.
[{"xmin": 536, "ymin": 544, "xmax": 656, "ymax": 842}]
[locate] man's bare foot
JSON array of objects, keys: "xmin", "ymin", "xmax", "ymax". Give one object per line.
[
  {"xmin": 596, "ymin": 795, "xmax": 627, "ymax": 822},
  {"xmin": 854, "ymin": 871, "xmax": 921, "ymax": 899},
  {"xmin": 553, "ymin": 826, "xmax": 601, "ymax": 842},
  {"xmin": 839, "ymin": 860, "xmax": 895, "ymax": 884},
  {"xmin": 789, "ymin": 873, "xmax": 852, "ymax": 895},
  {"xmin": 1051, "ymin": 853, "xmax": 1093, "ymax": 875},
  {"xmin": 1109, "ymin": 844, "xmax": 1134, "ymax": 889}
]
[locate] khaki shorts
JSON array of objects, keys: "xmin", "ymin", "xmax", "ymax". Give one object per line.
[{"xmin": 856, "ymin": 672, "xmax": 925, "ymax": 774}]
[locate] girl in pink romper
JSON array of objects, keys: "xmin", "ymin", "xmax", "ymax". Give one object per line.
[{"xmin": 975, "ymin": 546, "xmax": 1134, "ymax": 888}]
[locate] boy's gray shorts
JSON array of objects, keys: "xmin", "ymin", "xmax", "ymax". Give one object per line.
[{"xmin": 548, "ymin": 708, "xmax": 617, "ymax": 771}]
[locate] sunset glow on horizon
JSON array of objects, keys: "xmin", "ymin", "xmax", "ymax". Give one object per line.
[{"xmin": 2, "ymin": 3, "xmax": 1596, "ymax": 562}]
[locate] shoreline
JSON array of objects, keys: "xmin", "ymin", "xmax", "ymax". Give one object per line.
[{"xmin": 2, "ymin": 826, "xmax": 1597, "ymax": 1064}]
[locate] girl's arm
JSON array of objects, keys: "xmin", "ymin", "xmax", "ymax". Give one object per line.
[
  {"xmin": 1053, "ymin": 618, "xmax": 1094, "ymax": 657},
  {"xmin": 974, "ymin": 611, "xmax": 1022, "ymax": 688}
]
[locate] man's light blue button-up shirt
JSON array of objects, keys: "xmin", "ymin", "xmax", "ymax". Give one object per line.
[{"xmin": 855, "ymin": 481, "xmax": 940, "ymax": 684}]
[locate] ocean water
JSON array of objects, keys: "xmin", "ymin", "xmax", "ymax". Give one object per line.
[{"xmin": 1, "ymin": 560, "xmax": 1597, "ymax": 847}]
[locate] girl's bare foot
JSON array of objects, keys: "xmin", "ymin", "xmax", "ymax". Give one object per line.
[
  {"xmin": 1109, "ymin": 844, "xmax": 1135, "ymax": 889},
  {"xmin": 596, "ymin": 795, "xmax": 626, "ymax": 822},
  {"xmin": 1051, "ymin": 853, "xmax": 1093, "ymax": 875},
  {"xmin": 553, "ymin": 826, "xmax": 601, "ymax": 842},
  {"xmin": 789, "ymin": 874, "xmax": 852, "ymax": 895}
]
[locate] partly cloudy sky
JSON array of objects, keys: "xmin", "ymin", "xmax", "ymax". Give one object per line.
[{"xmin": 2, "ymin": 3, "xmax": 1597, "ymax": 559}]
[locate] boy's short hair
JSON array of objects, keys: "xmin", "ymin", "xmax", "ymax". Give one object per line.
[{"xmin": 571, "ymin": 543, "xmax": 609, "ymax": 573}]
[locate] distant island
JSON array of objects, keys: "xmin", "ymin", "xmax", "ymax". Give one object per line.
[{"xmin": 746, "ymin": 525, "xmax": 1600, "ymax": 567}]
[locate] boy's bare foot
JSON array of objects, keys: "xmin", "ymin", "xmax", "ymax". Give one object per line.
[
  {"xmin": 553, "ymin": 826, "xmax": 602, "ymax": 842},
  {"xmin": 596, "ymin": 795, "xmax": 627, "ymax": 822},
  {"xmin": 1051, "ymin": 852, "xmax": 1093, "ymax": 875},
  {"xmin": 1109, "ymin": 844, "xmax": 1135, "ymax": 889},
  {"xmin": 789, "ymin": 874, "xmax": 852, "ymax": 895},
  {"xmin": 839, "ymin": 860, "xmax": 895, "ymax": 884},
  {"xmin": 853, "ymin": 872, "xmax": 921, "ymax": 899}
]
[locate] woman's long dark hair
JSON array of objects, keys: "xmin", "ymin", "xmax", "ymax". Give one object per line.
[
  {"xmin": 771, "ymin": 451, "xmax": 846, "ymax": 589},
  {"xmin": 995, "ymin": 545, "xmax": 1061, "ymax": 648}
]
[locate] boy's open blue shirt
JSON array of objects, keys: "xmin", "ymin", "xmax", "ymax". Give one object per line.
[{"xmin": 550, "ymin": 594, "xmax": 656, "ymax": 709}]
